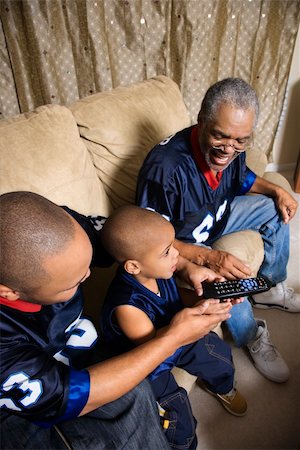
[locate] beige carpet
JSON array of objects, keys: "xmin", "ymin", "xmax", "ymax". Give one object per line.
[{"xmin": 190, "ymin": 175, "xmax": 300, "ymax": 450}]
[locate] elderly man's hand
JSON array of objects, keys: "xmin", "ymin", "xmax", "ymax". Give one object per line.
[
  {"xmin": 205, "ymin": 249, "xmax": 252, "ymax": 280},
  {"xmin": 175, "ymin": 239, "xmax": 252, "ymax": 281},
  {"xmin": 275, "ymin": 188, "xmax": 298, "ymax": 224}
]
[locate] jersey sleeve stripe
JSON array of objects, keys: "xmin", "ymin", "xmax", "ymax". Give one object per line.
[
  {"xmin": 238, "ymin": 168, "xmax": 256, "ymax": 195},
  {"xmin": 33, "ymin": 368, "xmax": 90, "ymax": 428}
]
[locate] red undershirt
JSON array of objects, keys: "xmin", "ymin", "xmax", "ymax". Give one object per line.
[
  {"xmin": 190, "ymin": 126, "xmax": 222, "ymax": 190},
  {"xmin": 0, "ymin": 296, "xmax": 41, "ymax": 312}
]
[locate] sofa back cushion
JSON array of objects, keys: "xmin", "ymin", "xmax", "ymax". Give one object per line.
[
  {"xmin": 70, "ymin": 75, "xmax": 191, "ymax": 209},
  {"xmin": 0, "ymin": 105, "xmax": 111, "ymax": 216}
]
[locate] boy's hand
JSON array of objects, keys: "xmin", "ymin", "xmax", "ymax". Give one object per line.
[{"xmin": 176, "ymin": 256, "xmax": 224, "ymax": 296}]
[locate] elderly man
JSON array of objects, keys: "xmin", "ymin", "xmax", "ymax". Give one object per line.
[
  {"xmin": 136, "ymin": 77, "xmax": 299, "ymax": 384},
  {"xmin": 0, "ymin": 191, "xmax": 230, "ymax": 450}
]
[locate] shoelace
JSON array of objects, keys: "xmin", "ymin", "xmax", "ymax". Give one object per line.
[
  {"xmin": 251, "ymin": 329, "xmax": 278, "ymax": 362},
  {"xmin": 281, "ymin": 283, "xmax": 296, "ymax": 304},
  {"xmin": 217, "ymin": 387, "xmax": 236, "ymax": 403}
]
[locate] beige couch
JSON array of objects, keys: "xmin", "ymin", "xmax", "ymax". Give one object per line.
[{"xmin": 0, "ymin": 75, "xmax": 292, "ymax": 391}]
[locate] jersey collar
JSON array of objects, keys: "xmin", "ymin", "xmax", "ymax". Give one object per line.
[
  {"xmin": 0, "ymin": 296, "xmax": 42, "ymax": 312},
  {"xmin": 190, "ymin": 125, "xmax": 222, "ymax": 190}
]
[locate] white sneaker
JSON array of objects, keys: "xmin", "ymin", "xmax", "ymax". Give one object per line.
[
  {"xmin": 247, "ymin": 320, "xmax": 289, "ymax": 383},
  {"xmin": 251, "ymin": 282, "xmax": 300, "ymax": 313}
]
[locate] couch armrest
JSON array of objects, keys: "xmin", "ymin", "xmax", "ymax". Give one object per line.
[
  {"xmin": 262, "ymin": 171, "xmax": 293, "ymax": 193},
  {"xmin": 212, "ymin": 230, "xmax": 264, "ymax": 277}
]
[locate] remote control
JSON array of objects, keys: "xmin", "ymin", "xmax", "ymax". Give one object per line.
[{"xmin": 202, "ymin": 276, "xmax": 273, "ymax": 301}]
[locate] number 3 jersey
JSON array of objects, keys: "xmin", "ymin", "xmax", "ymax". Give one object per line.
[
  {"xmin": 0, "ymin": 207, "xmax": 113, "ymax": 427},
  {"xmin": 136, "ymin": 126, "xmax": 256, "ymax": 246}
]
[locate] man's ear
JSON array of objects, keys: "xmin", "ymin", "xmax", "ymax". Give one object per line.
[
  {"xmin": 123, "ymin": 260, "xmax": 141, "ymax": 275},
  {"xmin": 0, "ymin": 284, "xmax": 21, "ymax": 301}
]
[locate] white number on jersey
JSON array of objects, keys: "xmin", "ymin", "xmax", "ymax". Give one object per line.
[
  {"xmin": 0, "ymin": 372, "xmax": 43, "ymax": 411},
  {"xmin": 192, "ymin": 200, "xmax": 228, "ymax": 243},
  {"xmin": 54, "ymin": 316, "xmax": 98, "ymax": 365}
]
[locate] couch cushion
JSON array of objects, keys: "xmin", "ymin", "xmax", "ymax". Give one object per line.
[
  {"xmin": 0, "ymin": 105, "xmax": 111, "ymax": 217},
  {"xmin": 70, "ymin": 75, "xmax": 191, "ymax": 209},
  {"xmin": 246, "ymin": 149, "xmax": 268, "ymax": 177}
]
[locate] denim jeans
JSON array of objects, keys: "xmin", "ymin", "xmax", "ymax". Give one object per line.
[
  {"xmin": 0, "ymin": 380, "xmax": 170, "ymax": 450},
  {"xmin": 217, "ymin": 194, "xmax": 290, "ymax": 347},
  {"xmin": 150, "ymin": 332, "xmax": 234, "ymax": 449},
  {"xmin": 222, "ymin": 194, "xmax": 290, "ymax": 284}
]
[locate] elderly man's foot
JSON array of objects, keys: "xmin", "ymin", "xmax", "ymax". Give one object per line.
[
  {"xmin": 247, "ymin": 320, "xmax": 289, "ymax": 383},
  {"xmin": 251, "ymin": 282, "xmax": 300, "ymax": 313}
]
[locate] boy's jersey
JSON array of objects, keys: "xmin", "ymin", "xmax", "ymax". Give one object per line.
[
  {"xmin": 0, "ymin": 207, "xmax": 113, "ymax": 427},
  {"xmin": 101, "ymin": 268, "xmax": 183, "ymax": 380},
  {"xmin": 136, "ymin": 126, "xmax": 256, "ymax": 246}
]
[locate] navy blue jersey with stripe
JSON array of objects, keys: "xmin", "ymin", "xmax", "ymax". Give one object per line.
[
  {"xmin": 0, "ymin": 207, "xmax": 113, "ymax": 427},
  {"xmin": 136, "ymin": 126, "xmax": 256, "ymax": 245},
  {"xmin": 101, "ymin": 268, "xmax": 183, "ymax": 380}
]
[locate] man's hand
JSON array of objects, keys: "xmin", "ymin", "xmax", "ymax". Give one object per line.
[
  {"xmin": 194, "ymin": 298, "xmax": 233, "ymax": 315},
  {"xmin": 250, "ymin": 175, "xmax": 298, "ymax": 224},
  {"xmin": 175, "ymin": 241, "xmax": 251, "ymax": 281},
  {"xmin": 274, "ymin": 188, "xmax": 298, "ymax": 224},
  {"xmin": 164, "ymin": 302, "xmax": 231, "ymax": 347},
  {"xmin": 205, "ymin": 249, "xmax": 251, "ymax": 280}
]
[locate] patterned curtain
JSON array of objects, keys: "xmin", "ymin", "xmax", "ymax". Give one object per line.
[{"xmin": 0, "ymin": 0, "xmax": 299, "ymax": 158}]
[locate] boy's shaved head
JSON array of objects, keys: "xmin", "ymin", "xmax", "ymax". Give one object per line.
[
  {"xmin": 0, "ymin": 191, "xmax": 76, "ymax": 294},
  {"xmin": 101, "ymin": 205, "xmax": 171, "ymax": 263}
]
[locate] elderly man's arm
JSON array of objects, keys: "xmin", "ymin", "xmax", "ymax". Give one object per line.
[
  {"xmin": 174, "ymin": 240, "xmax": 252, "ymax": 281},
  {"xmin": 249, "ymin": 176, "xmax": 298, "ymax": 224}
]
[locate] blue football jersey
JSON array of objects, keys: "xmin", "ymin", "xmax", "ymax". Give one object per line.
[
  {"xmin": 136, "ymin": 126, "xmax": 256, "ymax": 246},
  {"xmin": 101, "ymin": 268, "xmax": 183, "ymax": 380},
  {"xmin": 0, "ymin": 208, "xmax": 112, "ymax": 427}
]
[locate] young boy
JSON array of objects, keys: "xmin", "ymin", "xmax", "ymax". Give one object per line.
[{"xmin": 100, "ymin": 205, "xmax": 246, "ymax": 449}]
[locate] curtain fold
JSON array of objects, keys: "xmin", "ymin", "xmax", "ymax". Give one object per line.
[{"xmin": 0, "ymin": 0, "xmax": 299, "ymax": 158}]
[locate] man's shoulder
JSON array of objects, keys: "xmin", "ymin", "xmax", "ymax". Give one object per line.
[
  {"xmin": 141, "ymin": 126, "xmax": 195, "ymax": 174},
  {"xmin": 152, "ymin": 126, "xmax": 192, "ymax": 154}
]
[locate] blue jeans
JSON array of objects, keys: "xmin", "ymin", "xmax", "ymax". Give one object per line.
[
  {"xmin": 223, "ymin": 194, "xmax": 290, "ymax": 284},
  {"xmin": 216, "ymin": 194, "xmax": 290, "ymax": 347},
  {"xmin": 0, "ymin": 380, "xmax": 170, "ymax": 450}
]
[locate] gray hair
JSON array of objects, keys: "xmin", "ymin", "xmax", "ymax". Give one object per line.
[{"xmin": 198, "ymin": 78, "xmax": 259, "ymax": 126}]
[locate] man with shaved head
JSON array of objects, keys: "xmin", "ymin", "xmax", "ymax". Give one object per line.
[{"xmin": 0, "ymin": 191, "xmax": 228, "ymax": 450}]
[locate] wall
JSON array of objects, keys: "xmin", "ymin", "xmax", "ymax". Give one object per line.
[{"xmin": 269, "ymin": 24, "xmax": 300, "ymax": 171}]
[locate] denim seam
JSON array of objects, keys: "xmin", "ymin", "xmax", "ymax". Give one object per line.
[
  {"xmin": 257, "ymin": 222, "xmax": 276, "ymax": 281},
  {"xmin": 204, "ymin": 335, "xmax": 234, "ymax": 368},
  {"xmin": 160, "ymin": 391, "xmax": 195, "ymax": 449}
]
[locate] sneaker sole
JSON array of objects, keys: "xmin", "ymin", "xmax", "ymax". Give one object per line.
[{"xmin": 250, "ymin": 298, "xmax": 298, "ymax": 313}]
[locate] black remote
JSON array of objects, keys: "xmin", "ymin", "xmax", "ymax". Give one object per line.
[{"xmin": 202, "ymin": 277, "xmax": 273, "ymax": 301}]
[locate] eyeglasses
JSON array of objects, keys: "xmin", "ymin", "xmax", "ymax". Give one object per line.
[{"xmin": 211, "ymin": 138, "xmax": 249, "ymax": 153}]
